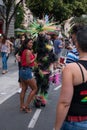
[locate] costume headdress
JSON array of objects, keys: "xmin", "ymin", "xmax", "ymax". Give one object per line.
[{"xmin": 27, "ymin": 19, "xmax": 57, "ymax": 38}]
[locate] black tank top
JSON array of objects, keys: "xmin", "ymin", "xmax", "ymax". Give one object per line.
[{"xmin": 66, "ymin": 60, "xmax": 87, "ymax": 117}]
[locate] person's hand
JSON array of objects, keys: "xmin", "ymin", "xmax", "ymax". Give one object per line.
[
  {"xmin": 34, "ymin": 62, "xmax": 38, "ymax": 67},
  {"xmin": 16, "ymin": 54, "xmax": 21, "ymax": 62},
  {"xmin": 34, "ymin": 53, "xmax": 37, "ymax": 59},
  {"xmin": 6, "ymin": 53, "xmax": 8, "ymax": 57}
]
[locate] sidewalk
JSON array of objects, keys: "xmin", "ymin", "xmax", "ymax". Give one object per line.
[{"xmin": 0, "ymin": 54, "xmax": 19, "ymax": 104}]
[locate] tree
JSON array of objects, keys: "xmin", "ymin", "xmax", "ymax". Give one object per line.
[
  {"xmin": 51, "ymin": 0, "xmax": 72, "ymax": 23},
  {"xmin": 26, "ymin": 0, "xmax": 87, "ymax": 24},
  {"xmin": 26, "ymin": 0, "xmax": 54, "ymax": 19},
  {"xmin": 71, "ymin": 0, "xmax": 87, "ymax": 17},
  {"xmin": 15, "ymin": 5, "xmax": 24, "ymax": 29},
  {"xmin": 0, "ymin": 0, "xmax": 23, "ymax": 36}
]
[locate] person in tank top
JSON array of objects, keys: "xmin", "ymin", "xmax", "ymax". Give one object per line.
[
  {"xmin": 54, "ymin": 25, "xmax": 87, "ymax": 130},
  {"xmin": 19, "ymin": 38, "xmax": 37, "ymax": 113}
]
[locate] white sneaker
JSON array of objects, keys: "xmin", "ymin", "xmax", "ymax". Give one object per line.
[{"xmin": 18, "ymin": 88, "xmax": 22, "ymax": 93}]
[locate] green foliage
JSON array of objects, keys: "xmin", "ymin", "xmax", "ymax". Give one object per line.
[
  {"xmin": 15, "ymin": 5, "xmax": 24, "ymax": 28},
  {"xmin": 52, "ymin": 1, "xmax": 72, "ymax": 22},
  {"xmin": 26, "ymin": 0, "xmax": 87, "ymax": 23},
  {"xmin": 26, "ymin": 0, "xmax": 54, "ymax": 18},
  {"xmin": 71, "ymin": 1, "xmax": 87, "ymax": 17}
]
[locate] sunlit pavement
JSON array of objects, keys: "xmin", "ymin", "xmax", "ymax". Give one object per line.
[{"xmin": 0, "ymin": 54, "xmax": 19, "ymax": 104}]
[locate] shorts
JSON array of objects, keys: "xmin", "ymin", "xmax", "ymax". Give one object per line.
[
  {"xmin": 61, "ymin": 121, "xmax": 87, "ymax": 130},
  {"xmin": 19, "ymin": 67, "xmax": 32, "ymax": 80}
]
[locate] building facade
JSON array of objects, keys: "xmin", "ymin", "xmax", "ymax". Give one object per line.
[
  {"xmin": 0, "ymin": 0, "xmax": 14, "ymax": 37},
  {"xmin": 0, "ymin": 0, "xmax": 33, "ymax": 37},
  {"xmin": 0, "ymin": 0, "xmax": 4, "ymax": 34},
  {"xmin": 16, "ymin": 0, "xmax": 33, "ymax": 29},
  {"xmin": 22, "ymin": 3, "xmax": 33, "ymax": 28}
]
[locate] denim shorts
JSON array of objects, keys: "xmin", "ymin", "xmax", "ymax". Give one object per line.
[
  {"xmin": 61, "ymin": 121, "xmax": 87, "ymax": 130},
  {"xmin": 19, "ymin": 67, "xmax": 32, "ymax": 80}
]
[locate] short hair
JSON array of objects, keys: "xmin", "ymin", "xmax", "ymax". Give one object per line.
[{"xmin": 76, "ymin": 25, "xmax": 87, "ymax": 52}]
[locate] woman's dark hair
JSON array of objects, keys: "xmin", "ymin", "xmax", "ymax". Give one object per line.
[
  {"xmin": 2, "ymin": 35, "xmax": 7, "ymax": 44},
  {"xmin": 19, "ymin": 38, "xmax": 33, "ymax": 56},
  {"xmin": 76, "ymin": 25, "xmax": 87, "ymax": 52}
]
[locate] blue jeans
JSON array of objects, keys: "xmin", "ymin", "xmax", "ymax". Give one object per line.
[
  {"xmin": 1, "ymin": 52, "xmax": 8, "ymax": 70},
  {"xmin": 61, "ymin": 121, "xmax": 87, "ymax": 130},
  {"xmin": 19, "ymin": 67, "xmax": 33, "ymax": 80}
]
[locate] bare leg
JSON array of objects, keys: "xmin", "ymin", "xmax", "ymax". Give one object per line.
[
  {"xmin": 25, "ymin": 78, "xmax": 37, "ymax": 108},
  {"xmin": 20, "ymin": 81, "xmax": 28, "ymax": 109},
  {"xmin": 18, "ymin": 82, "xmax": 22, "ymax": 93}
]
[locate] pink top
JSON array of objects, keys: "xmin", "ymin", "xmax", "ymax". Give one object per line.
[{"xmin": 21, "ymin": 49, "xmax": 35, "ymax": 67}]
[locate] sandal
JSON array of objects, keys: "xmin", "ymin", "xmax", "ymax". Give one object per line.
[
  {"xmin": 20, "ymin": 106, "xmax": 26, "ymax": 112},
  {"xmin": 2, "ymin": 70, "xmax": 6, "ymax": 74},
  {"xmin": 24, "ymin": 107, "xmax": 32, "ymax": 113}
]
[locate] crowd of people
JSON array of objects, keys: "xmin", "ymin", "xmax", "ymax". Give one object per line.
[
  {"xmin": 0, "ymin": 31, "xmax": 77, "ymax": 75},
  {"xmin": 0, "ymin": 29, "xmax": 78, "ymax": 107},
  {"xmin": 1, "ymin": 24, "xmax": 87, "ymax": 129}
]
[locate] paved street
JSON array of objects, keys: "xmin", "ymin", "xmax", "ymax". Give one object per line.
[
  {"xmin": 0, "ymin": 54, "xmax": 61, "ymax": 130},
  {"xmin": 0, "ymin": 54, "xmax": 19, "ymax": 104}
]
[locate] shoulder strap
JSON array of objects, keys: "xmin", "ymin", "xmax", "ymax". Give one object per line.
[{"xmin": 76, "ymin": 62, "xmax": 85, "ymax": 82}]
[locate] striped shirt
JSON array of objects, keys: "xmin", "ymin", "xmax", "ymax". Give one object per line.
[{"xmin": 66, "ymin": 48, "xmax": 79, "ymax": 64}]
